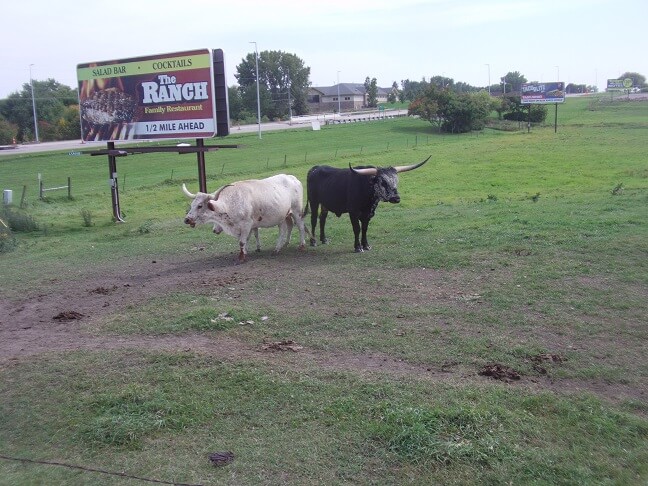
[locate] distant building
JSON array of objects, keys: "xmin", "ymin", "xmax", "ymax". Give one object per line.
[{"xmin": 307, "ymin": 83, "xmax": 391, "ymax": 113}]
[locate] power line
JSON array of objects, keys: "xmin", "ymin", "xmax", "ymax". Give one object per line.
[{"xmin": 0, "ymin": 454, "xmax": 203, "ymax": 486}]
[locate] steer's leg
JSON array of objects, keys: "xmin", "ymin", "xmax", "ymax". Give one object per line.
[
  {"xmin": 360, "ymin": 217, "xmax": 372, "ymax": 251},
  {"xmin": 289, "ymin": 210, "xmax": 307, "ymax": 250},
  {"xmin": 319, "ymin": 207, "xmax": 330, "ymax": 244},
  {"xmin": 350, "ymin": 215, "xmax": 363, "ymax": 252},
  {"xmin": 252, "ymin": 228, "xmax": 261, "ymax": 252},
  {"xmin": 274, "ymin": 218, "xmax": 289, "ymax": 253},
  {"xmin": 237, "ymin": 226, "xmax": 253, "ymax": 263},
  {"xmin": 283, "ymin": 215, "xmax": 294, "ymax": 248},
  {"xmin": 309, "ymin": 201, "xmax": 319, "ymax": 246}
]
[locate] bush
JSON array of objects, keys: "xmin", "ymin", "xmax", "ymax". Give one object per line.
[
  {"xmin": 500, "ymin": 95, "xmax": 548, "ymax": 123},
  {"xmin": 409, "ymin": 87, "xmax": 496, "ymax": 134},
  {"xmin": 0, "ymin": 118, "xmax": 18, "ymax": 145},
  {"xmin": 1, "ymin": 206, "xmax": 39, "ymax": 232},
  {"xmin": 0, "ymin": 219, "xmax": 16, "ymax": 253}
]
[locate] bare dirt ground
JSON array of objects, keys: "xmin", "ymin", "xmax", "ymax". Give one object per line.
[{"xmin": 1, "ymin": 250, "xmax": 645, "ymax": 408}]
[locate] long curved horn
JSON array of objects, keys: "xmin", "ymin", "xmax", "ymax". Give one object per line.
[
  {"xmin": 349, "ymin": 164, "xmax": 378, "ymax": 176},
  {"xmin": 182, "ymin": 183, "xmax": 196, "ymax": 198},
  {"xmin": 394, "ymin": 155, "xmax": 431, "ymax": 173}
]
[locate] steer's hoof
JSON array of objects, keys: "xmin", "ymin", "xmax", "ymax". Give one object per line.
[
  {"xmin": 362, "ymin": 245, "xmax": 372, "ymax": 251},
  {"xmin": 309, "ymin": 238, "xmax": 317, "ymax": 247},
  {"xmin": 354, "ymin": 246, "xmax": 364, "ymax": 253}
]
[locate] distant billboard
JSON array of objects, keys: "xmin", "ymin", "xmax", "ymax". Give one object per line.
[
  {"xmin": 77, "ymin": 49, "xmax": 217, "ymax": 141},
  {"xmin": 521, "ymin": 82, "xmax": 565, "ymax": 104},
  {"xmin": 607, "ymin": 78, "xmax": 633, "ymax": 91}
]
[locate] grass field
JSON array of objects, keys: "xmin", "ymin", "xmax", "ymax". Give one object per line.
[{"xmin": 1, "ymin": 95, "xmax": 647, "ymax": 485}]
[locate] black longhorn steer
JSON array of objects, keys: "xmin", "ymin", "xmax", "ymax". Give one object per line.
[{"xmin": 306, "ymin": 156, "xmax": 430, "ymax": 252}]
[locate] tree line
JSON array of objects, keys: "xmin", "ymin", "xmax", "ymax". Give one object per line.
[{"xmin": 1, "ymin": 57, "xmax": 644, "ymax": 144}]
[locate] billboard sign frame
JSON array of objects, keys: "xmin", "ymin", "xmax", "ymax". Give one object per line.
[
  {"xmin": 521, "ymin": 82, "xmax": 565, "ymax": 104},
  {"xmin": 606, "ymin": 78, "xmax": 633, "ymax": 91},
  {"xmin": 77, "ymin": 49, "xmax": 218, "ymax": 142}
]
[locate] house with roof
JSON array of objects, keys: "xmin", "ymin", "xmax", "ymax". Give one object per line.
[{"xmin": 307, "ymin": 83, "xmax": 392, "ymax": 113}]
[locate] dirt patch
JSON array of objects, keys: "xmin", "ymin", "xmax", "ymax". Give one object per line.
[
  {"xmin": 1, "ymin": 251, "xmax": 646, "ymax": 407},
  {"xmin": 52, "ymin": 311, "xmax": 85, "ymax": 321},
  {"xmin": 479, "ymin": 363, "xmax": 521, "ymax": 382},
  {"xmin": 261, "ymin": 340, "xmax": 304, "ymax": 352}
]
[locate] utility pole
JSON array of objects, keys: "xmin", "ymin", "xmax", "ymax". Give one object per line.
[
  {"xmin": 485, "ymin": 64, "xmax": 491, "ymax": 95},
  {"xmin": 337, "ymin": 71, "xmax": 341, "ymax": 115},
  {"xmin": 29, "ymin": 64, "xmax": 39, "ymax": 143},
  {"xmin": 250, "ymin": 42, "xmax": 262, "ymax": 139}
]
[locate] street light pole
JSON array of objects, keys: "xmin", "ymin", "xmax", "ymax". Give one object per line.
[
  {"xmin": 485, "ymin": 64, "xmax": 491, "ymax": 94},
  {"xmin": 250, "ymin": 42, "xmax": 261, "ymax": 139},
  {"xmin": 337, "ymin": 71, "xmax": 341, "ymax": 115},
  {"xmin": 29, "ymin": 64, "xmax": 39, "ymax": 143}
]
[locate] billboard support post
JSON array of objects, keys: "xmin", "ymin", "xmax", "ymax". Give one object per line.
[
  {"xmin": 196, "ymin": 138, "xmax": 207, "ymax": 193},
  {"xmin": 521, "ymin": 82, "xmax": 565, "ymax": 133},
  {"xmin": 107, "ymin": 142, "xmax": 125, "ymax": 222}
]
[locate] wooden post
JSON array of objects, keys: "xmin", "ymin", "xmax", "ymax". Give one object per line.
[
  {"xmin": 108, "ymin": 142, "xmax": 125, "ymax": 222},
  {"xmin": 67, "ymin": 177, "xmax": 71, "ymax": 199},
  {"xmin": 196, "ymin": 138, "xmax": 207, "ymax": 193}
]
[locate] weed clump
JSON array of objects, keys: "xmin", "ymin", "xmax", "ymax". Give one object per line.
[
  {"xmin": 0, "ymin": 218, "xmax": 16, "ymax": 253},
  {"xmin": 611, "ymin": 183, "xmax": 624, "ymax": 196},
  {"xmin": 1, "ymin": 206, "xmax": 39, "ymax": 232},
  {"xmin": 80, "ymin": 209, "xmax": 94, "ymax": 227}
]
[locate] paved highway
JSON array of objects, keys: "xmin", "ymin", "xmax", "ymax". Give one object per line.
[{"xmin": 0, "ymin": 109, "xmax": 408, "ymax": 156}]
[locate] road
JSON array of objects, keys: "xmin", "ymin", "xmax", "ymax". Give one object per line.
[{"xmin": 0, "ymin": 109, "xmax": 408, "ymax": 156}]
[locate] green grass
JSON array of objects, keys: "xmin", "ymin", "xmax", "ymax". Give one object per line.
[
  {"xmin": 2, "ymin": 352, "xmax": 647, "ymax": 485},
  {"xmin": 1, "ymin": 95, "xmax": 647, "ymax": 484}
]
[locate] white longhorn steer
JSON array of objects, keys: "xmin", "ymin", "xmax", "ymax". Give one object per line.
[{"xmin": 183, "ymin": 174, "xmax": 307, "ymax": 262}]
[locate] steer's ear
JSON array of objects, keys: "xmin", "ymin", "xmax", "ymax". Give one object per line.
[{"xmin": 207, "ymin": 200, "xmax": 218, "ymax": 212}]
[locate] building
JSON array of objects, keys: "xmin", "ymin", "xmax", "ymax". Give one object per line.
[{"xmin": 307, "ymin": 83, "xmax": 392, "ymax": 113}]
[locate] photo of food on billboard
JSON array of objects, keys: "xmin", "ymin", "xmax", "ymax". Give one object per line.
[{"xmin": 77, "ymin": 49, "xmax": 217, "ymax": 142}]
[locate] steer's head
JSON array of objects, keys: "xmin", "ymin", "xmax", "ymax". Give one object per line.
[
  {"xmin": 182, "ymin": 184, "xmax": 215, "ymax": 228},
  {"xmin": 350, "ymin": 156, "xmax": 430, "ymax": 204}
]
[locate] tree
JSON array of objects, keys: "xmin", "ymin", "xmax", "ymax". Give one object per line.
[
  {"xmin": 501, "ymin": 71, "xmax": 527, "ymax": 94},
  {"xmin": 58, "ymin": 105, "xmax": 82, "ymax": 141},
  {"xmin": 399, "ymin": 78, "xmax": 428, "ymax": 103},
  {"xmin": 430, "ymin": 75, "xmax": 453, "ymax": 89},
  {"xmin": 0, "ymin": 78, "xmax": 78, "ymax": 141},
  {"xmin": 364, "ymin": 77, "xmax": 378, "ymax": 108},
  {"xmin": 235, "ymin": 50, "xmax": 310, "ymax": 120},
  {"xmin": 388, "ymin": 81, "xmax": 399, "ymax": 103},
  {"xmin": 227, "ymin": 85, "xmax": 249, "ymax": 122},
  {"xmin": 409, "ymin": 85, "xmax": 497, "ymax": 133},
  {"xmin": 619, "ymin": 72, "xmax": 646, "ymax": 88},
  {"xmin": 0, "ymin": 117, "xmax": 18, "ymax": 145}
]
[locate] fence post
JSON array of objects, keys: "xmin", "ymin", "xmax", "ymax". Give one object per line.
[
  {"xmin": 39, "ymin": 180, "xmax": 44, "ymax": 199},
  {"xmin": 67, "ymin": 177, "xmax": 71, "ymax": 199}
]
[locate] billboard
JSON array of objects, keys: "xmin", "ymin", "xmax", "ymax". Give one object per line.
[
  {"xmin": 77, "ymin": 49, "xmax": 217, "ymax": 141},
  {"xmin": 607, "ymin": 78, "xmax": 633, "ymax": 91},
  {"xmin": 521, "ymin": 82, "xmax": 565, "ymax": 104}
]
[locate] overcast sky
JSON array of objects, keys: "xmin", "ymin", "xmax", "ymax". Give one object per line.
[{"xmin": 1, "ymin": 0, "xmax": 647, "ymax": 99}]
